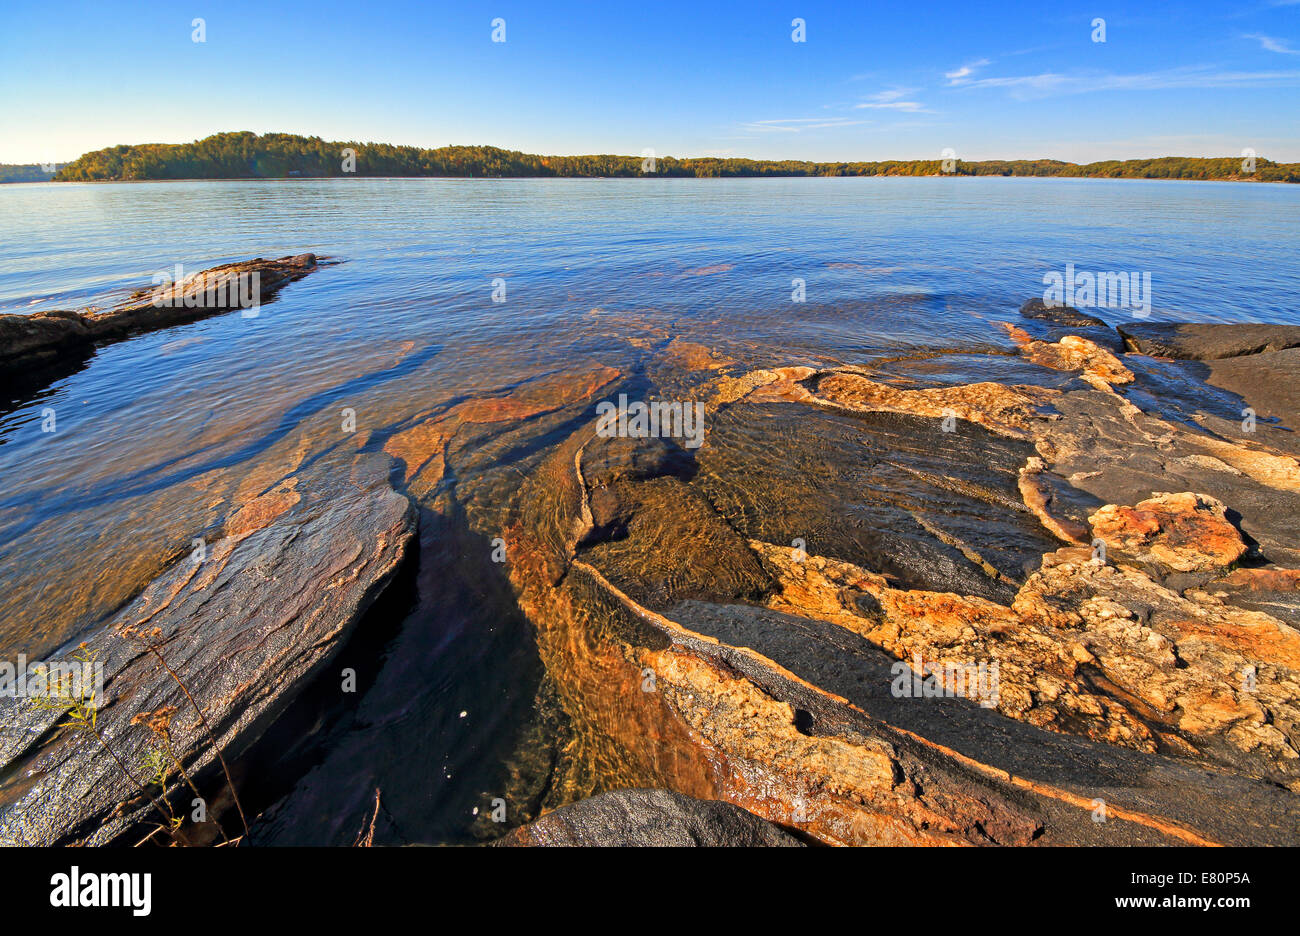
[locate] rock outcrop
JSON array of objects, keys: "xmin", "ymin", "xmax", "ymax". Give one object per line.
[
  {"xmin": 1117, "ymin": 322, "xmax": 1300, "ymax": 360},
  {"xmin": 1203, "ymin": 567, "xmax": 1300, "ymax": 625},
  {"xmin": 8, "ymin": 293, "xmax": 1300, "ymax": 848},
  {"xmin": 0, "ymin": 254, "xmax": 322, "ymax": 381},
  {"xmin": 474, "ymin": 326, "xmax": 1300, "ymax": 845},
  {"xmin": 1020, "ymin": 297, "xmax": 1107, "ymax": 328},
  {"xmin": 1205, "ymin": 347, "xmax": 1300, "ymax": 430},
  {"xmin": 497, "ymin": 789, "xmax": 804, "ymax": 846},
  {"xmin": 1089, "ymin": 492, "xmax": 1248, "ymax": 574},
  {"xmin": 0, "ymin": 451, "xmax": 414, "ymax": 846}
]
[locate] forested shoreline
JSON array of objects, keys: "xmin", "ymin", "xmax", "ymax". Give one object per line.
[
  {"xmin": 0, "ymin": 164, "xmax": 59, "ymax": 183},
  {"xmin": 36, "ymin": 131, "xmax": 1300, "ymax": 182}
]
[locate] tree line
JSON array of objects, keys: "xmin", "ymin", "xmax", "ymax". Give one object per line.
[
  {"xmin": 49, "ymin": 132, "xmax": 1300, "ymax": 183},
  {"xmin": 0, "ymin": 164, "xmax": 60, "ymax": 183}
]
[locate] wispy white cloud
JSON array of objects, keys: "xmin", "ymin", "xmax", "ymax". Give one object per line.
[
  {"xmin": 1243, "ymin": 33, "xmax": 1300, "ymax": 54},
  {"xmin": 944, "ymin": 58, "xmax": 991, "ymax": 84},
  {"xmin": 740, "ymin": 117, "xmax": 866, "ymax": 133},
  {"xmin": 953, "ymin": 64, "xmax": 1300, "ymax": 97},
  {"xmin": 853, "ymin": 88, "xmax": 930, "ymax": 112}
]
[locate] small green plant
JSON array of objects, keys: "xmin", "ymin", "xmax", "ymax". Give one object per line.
[
  {"xmin": 26, "ymin": 631, "xmax": 251, "ymax": 846},
  {"xmin": 131, "ymin": 703, "xmax": 232, "ymax": 845},
  {"xmin": 141, "ymin": 748, "xmax": 172, "ymax": 788},
  {"xmin": 28, "ymin": 644, "xmax": 190, "ymax": 846},
  {"xmin": 120, "ymin": 626, "xmax": 250, "ymax": 840}
]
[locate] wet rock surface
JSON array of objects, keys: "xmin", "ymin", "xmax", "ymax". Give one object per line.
[
  {"xmin": 1205, "ymin": 347, "xmax": 1300, "ymax": 429},
  {"xmin": 485, "ymin": 326, "xmax": 1300, "ymax": 845},
  {"xmin": 6, "ymin": 303, "xmax": 1300, "ymax": 848},
  {"xmin": 692, "ymin": 401, "xmax": 1051, "ymax": 603},
  {"xmin": 1020, "ymin": 297, "xmax": 1108, "ymax": 328},
  {"xmin": 1118, "ymin": 322, "xmax": 1300, "ymax": 360},
  {"xmin": 0, "ymin": 450, "xmax": 414, "ymax": 845},
  {"xmin": 497, "ymin": 788, "xmax": 804, "ymax": 846},
  {"xmin": 1001, "ymin": 324, "xmax": 1134, "ymax": 389}
]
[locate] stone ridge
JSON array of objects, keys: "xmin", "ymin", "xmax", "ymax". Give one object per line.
[{"xmin": 0, "ymin": 253, "xmax": 323, "ymax": 379}]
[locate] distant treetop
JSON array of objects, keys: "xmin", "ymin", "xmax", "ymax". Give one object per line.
[{"xmin": 49, "ymin": 132, "xmax": 1300, "ymax": 183}]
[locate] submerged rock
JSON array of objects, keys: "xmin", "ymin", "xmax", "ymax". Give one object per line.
[
  {"xmin": 0, "ymin": 451, "xmax": 414, "ymax": 846},
  {"xmin": 497, "ymin": 789, "xmax": 804, "ymax": 846},
  {"xmin": 11, "ymin": 290, "xmax": 1300, "ymax": 848},
  {"xmin": 1117, "ymin": 322, "xmax": 1300, "ymax": 360},
  {"xmin": 1020, "ymin": 297, "xmax": 1107, "ymax": 328}
]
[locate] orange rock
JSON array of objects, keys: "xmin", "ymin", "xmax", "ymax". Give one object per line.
[
  {"xmin": 808, "ymin": 370, "xmax": 1053, "ymax": 439},
  {"xmin": 1018, "ymin": 457, "xmax": 1090, "ymax": 545},
  {"xmin": 662, "ymin": 338, "xmax": 732, "ymax": 372},
  {"xmin": 1089, "ymin": 492, "xmax": 1247, "ymax": 573},
  {"xmin": 1214, "ymin": 567, "xmax": 1300, "ymax": 592},
  {"xmin": 1164, "ymin": 612, "xmax": 1300, "ymax": 672},
  {"xmin": 999, "ymin": 323, "xmax": 1134, "ymax": 387},
  {"xmin": 224, "ymin": 480, "xmax": 300, "ymax": 540},
  {"xmin": 384, "ymin": 364, "xmax": 621, "ymax": 488}
]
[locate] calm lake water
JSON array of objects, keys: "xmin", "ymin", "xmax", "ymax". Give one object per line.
[{"xmin": 1, "ymin": 176, "xmax": 1298, "ymax": 842}]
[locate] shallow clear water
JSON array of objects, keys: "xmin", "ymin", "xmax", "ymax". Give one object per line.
[{"xmin": 1, "ymin": 176, "xmax": 1297, "ymax": 842}]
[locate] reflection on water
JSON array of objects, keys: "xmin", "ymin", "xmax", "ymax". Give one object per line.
[{"xmin": 1, "ymin": 177, "xmax": 1297, "ymax": 842}]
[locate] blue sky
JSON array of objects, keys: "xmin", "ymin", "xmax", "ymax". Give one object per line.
[{"xmin": 2, "ymin": 0, "xmax": 1298, "ymax": 164}]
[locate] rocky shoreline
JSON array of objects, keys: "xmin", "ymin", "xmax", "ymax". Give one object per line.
[
  {"xmin": 2, "ymin": 282, "xmax": 1298, "ymax": 846},
  {"xmin": 493, "ymin": 306, "xmax": 1300, "ymax": 845},
  {"xmin": 0, "ymin": 254, "xmax": 322, "ymax": 392},
  {"xmin": 0, "ymin": 449, "xmax": 414, "ymax": 845}
]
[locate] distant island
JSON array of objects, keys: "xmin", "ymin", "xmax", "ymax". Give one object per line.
[{"xmin": 14, "ymin": 132, "xmax": 1300, "ymax": 183}]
